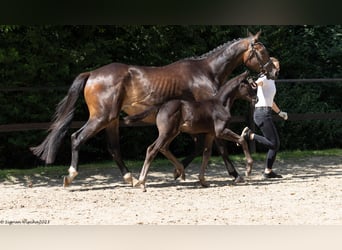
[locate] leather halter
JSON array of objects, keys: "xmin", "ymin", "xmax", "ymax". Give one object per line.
[
  {"xmin": 240, "ymin": 76, "xmax": 258, "ymax": 103},
  {"xmin": 246, "ymin": 76, "xmax": 258, "ymax": 88},
  {"xmin": 246, "ymin": 42, "xmax": 273, "ymax": 75}
]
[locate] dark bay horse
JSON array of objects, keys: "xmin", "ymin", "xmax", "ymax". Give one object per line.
[
  {"xmin": 30, "ymin": 31, "xmax": 276, "ymax": 187},
  {"xmin": 124, "ymin": 71, "xmax": 257, "ymax": 191}
]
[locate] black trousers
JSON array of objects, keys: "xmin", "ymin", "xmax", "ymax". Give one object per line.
[{"xmin": 253, "ymin": 107, "xmax": 280, "ymax": 169}]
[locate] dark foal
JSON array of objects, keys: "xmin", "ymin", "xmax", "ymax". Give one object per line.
[{"xmin": 124, "ymin": 71, "xmax": 257, "ymax": 191}]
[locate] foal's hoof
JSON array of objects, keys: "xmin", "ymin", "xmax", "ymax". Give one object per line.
[
  {"xmin": 199, "ymin": 178, "xmax": 209, "ymax": 188},
  {"xmin": 200, "ymin": 181, "xmax": 209, "ymax": 188},
  {"xmin": 173, "ymin": 169, "xmax": 181, "ymax": 180},
  {"xmin": 181, "ymin": 172, "xmax": 186, "ymax": 181},
  {"xmin": 63, "ymin": 176, "xmax": 71, "ymax": 188},
  {"xmin": 245, "ymin": 168, "xmax": 252, "ymax": 177},
  {"xmin": 174, "ymin": 168, "xmax": 185, "ymax": 181},
  {"xmin": 178, "ymin": 170, "xmax": 186, "ymax": 181}
]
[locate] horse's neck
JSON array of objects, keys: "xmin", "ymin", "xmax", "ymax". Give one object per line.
[{"xmin": 206, "ymin": 40, "xmax": 248, "ymax": 84}]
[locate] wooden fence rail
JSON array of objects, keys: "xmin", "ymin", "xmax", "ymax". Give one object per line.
[
  {"xmin": 1, "ymin": 78, "xmax": 341, "ymax": 133},
  {"xmin": 1, "ymin": 78, "xmax": 341, "ymax": 92},
  {"xmin": 1, "ymin": 112, "xmax": 342, "ymax": 133},
  {"xmin": 0, "ymin": 116, "xmax": 249, "ymax": 132}
]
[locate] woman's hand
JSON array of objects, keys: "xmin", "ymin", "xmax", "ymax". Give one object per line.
[{"xmin": 278, "ymin": 111, "xmax": 288, "ymax": 120}]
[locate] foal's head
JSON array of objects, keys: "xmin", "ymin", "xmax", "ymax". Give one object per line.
[
  {"xmin": 218, "ymin": 71, "xmax": 257, "ymax": 107},
  {"xmin": 235, "ymin": 77, "xmax": 258, "ymax": 103}
]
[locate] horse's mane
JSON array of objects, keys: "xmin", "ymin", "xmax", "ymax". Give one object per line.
[{"xmin": 185, "ymin": 38, "xmax": 242, "ymax": 61}]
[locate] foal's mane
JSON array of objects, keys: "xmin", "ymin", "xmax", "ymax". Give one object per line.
[{"xmin": 215, "ymin": 71, "xmax": 249, "ymax": 102}]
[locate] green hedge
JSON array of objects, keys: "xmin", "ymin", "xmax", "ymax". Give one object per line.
[{"xmin": 1, "ymin": 25, "xmax": 341, "ymax": 168}]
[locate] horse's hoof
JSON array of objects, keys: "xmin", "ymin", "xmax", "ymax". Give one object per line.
[
  {"xmin": 123, "ymin": 172, "xmax": 133, "ymax": 185},
  {"xmin": 233, "ymin": 175, "xmax": 245, "ymax": 184},
  {"xmin": 133, "ymin": 179, "xmax": 146, "ymax": 191},
  {"xmin": 131, "ymin": 176, "xmax": 139, "ymax": 187},
  {"xmin": 132, "ymin": 178, "xmax": 140, "ymax": 187}
]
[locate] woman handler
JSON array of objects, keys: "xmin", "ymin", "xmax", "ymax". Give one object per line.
[{"xmin": 242, "ymin": 57, "xmax": 288, "ymax": 178}]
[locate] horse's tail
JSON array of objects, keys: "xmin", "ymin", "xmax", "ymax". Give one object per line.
[
  {"xmin": 123, "ymin": 106, "xmax": 159, "ymax": 124},
  {"xmin": 30, "ymin": 72, "xmax": 90, "ymax": 164}
]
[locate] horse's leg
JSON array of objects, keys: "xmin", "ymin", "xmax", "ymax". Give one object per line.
[
  {"xmin": 198, "ymin": 134, "xmax": 215, "ymax": 187},
  {"xmin": 105, "ymin": 120, "xmax": 135, "ymax": 185},
  {"xmin": 63, "ymin": 118, "xmax": 107, "ymax": 187},
  {"xmin": 214, "ymin": 138, "xmax": 244, "ymax": 183},
  {"xmin": 217, "ymin": 128, "xmax": 253, "ymax": 177}
]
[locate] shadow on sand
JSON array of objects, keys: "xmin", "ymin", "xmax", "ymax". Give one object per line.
[{"xmin": 3, "ymin": 156, "xmax": 342, "ymax": 191}]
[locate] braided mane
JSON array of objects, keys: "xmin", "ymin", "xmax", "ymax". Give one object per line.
[{"xmin": 186, "ymin": 38, "xmax": 241, "ymax": 60}]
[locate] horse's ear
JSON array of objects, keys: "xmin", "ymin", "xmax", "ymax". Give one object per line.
[
  {"xmin": 254, "ymin": 30, "xmax": 262, "ymax": 41},
  {"xmin": 247, "ymin": 30, "xmax": 261, "ymax": 42}
]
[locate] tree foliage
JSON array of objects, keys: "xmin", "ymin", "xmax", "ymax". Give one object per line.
[{"xmin": 0, "ymin": 25, "xmax": 341, "ymax": 168}]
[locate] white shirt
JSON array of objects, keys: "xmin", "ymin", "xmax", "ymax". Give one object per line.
[{"xmin": 255, "ymin": 75, "xmax": 276, "ymax": 107}]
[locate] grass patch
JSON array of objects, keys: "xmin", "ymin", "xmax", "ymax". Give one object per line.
[
  {"xmin": 1, "ymin": 148, "xmax": 341, "ymax": 181},
  {"xmin": 277, "ymin": 148, "xmax": 342, "ymax": 159}
]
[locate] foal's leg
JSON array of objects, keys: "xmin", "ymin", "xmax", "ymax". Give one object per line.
[
  {"xmin": 134, "ymin": 135, "xmax": 171, "ymax": 191},
  {"xmin": 217, "ymin": 128, "xmax": 253, "ymax": 176},
  {"xmin": 105, "ymin": 120, "xmax": 135, "ymax": 185},
  {"xmin": 135, "ymin": 132, "xmax": 185, "ymax": 191},
  {"xmin": 214, "ymin": 138, "xmax": 244, "ymax": 183},
  {"xmin": 178, "ymin": 135, "xmax": 243, "ymax": 183},
  {"xmin": 198, "ymin": 134, "xmax": 215, "ymax": 187},
  {"xmin": 133, "ymin": 141, "xmax": 158, "ymax": 191},
  {"xmin": 239, "ymin": 136, "xmax": 253, "ymax": 176},
  {"xmin": 63, "ymin": 118, "xmax": 107, "ymax": 187},
  {"xmin": 180, "ymin": 134, "xmax": 205, "ymax": 168},
  {"xmin": 175, "ymin": 134, "xmax": 204, "ymax": 180},
  {"xmin": 159, "ymin": 137, "xmax": 186, "ymax": 181}
]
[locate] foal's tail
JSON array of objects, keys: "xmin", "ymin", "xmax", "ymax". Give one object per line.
[
  {"xmin": 30, "ymin": 72, "xmax": 90, "ymax": 164},
  {"xmin": 123, "ymin": 106, "xmax": 159, "ymax": 124}
]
